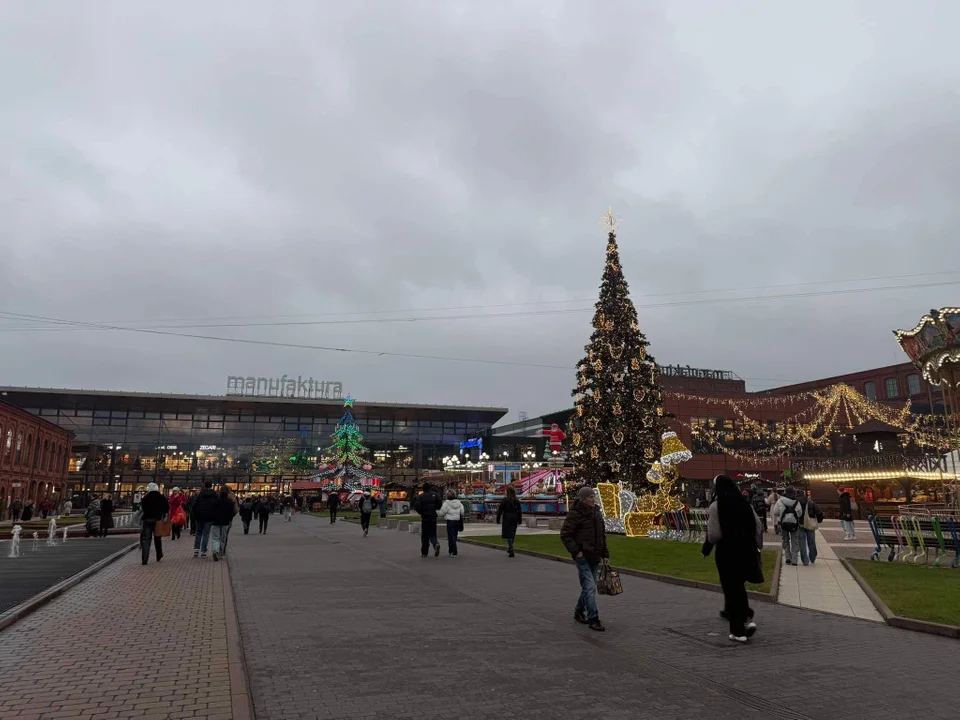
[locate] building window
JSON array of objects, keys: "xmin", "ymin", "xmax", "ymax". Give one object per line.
[
  {"xmin": 885, "ymin": 378, "xmax": 899, "ymax": 399},
  {"xmin": 864, "ymin": 382, "xmax": 877, "ymax": 400},
  {"xmin": 15, "ymin": 432, "xmax": 23, "ymax": 465},
  {"xmin": 907, "ymin": 374, "xmax": 921, "ymax": 396}
]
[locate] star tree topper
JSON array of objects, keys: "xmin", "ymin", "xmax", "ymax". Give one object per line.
[
  {"xmin": 600, "ymin": 207, "xmax": 620, "ymax": 233},
  {"xmin": 343, "ymin": 395, "xmax": 355, "ymax": 407}
]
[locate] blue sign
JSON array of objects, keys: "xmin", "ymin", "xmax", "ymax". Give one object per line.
[{"xmin": 459, "ymin": 438, "xmax": 483, "ymax": 453}]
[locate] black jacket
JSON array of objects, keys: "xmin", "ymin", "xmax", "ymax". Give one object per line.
[
  {"xmin": 413, "ymin": 490, "xmax": 442, "ymax": 520},
  {"xmin": 192, "ymin": 488, "xmax": 218, "ymax": 524},
  {"xmin": 560, "ymin": 500, "xmax": 609, "ymax": 564},
  {"xmin": 140, "ymin": 491, "xmax": 169, "ymax": 522},
  {"xmin": 327, "ymin": 493, "xmax": 340, "ymax": 509},
  {"xmin": 239, "ymin": 499, "xmax": 255, "ymax": 522},
  {"xmin": 750, "ymin": 491, "xmax": 766, "ymax": 516},
  {"xmin": 211, "ymin": 495, "xmax": 237, "ymax": 526},
  {"xmin": 496, "ymin": 498, "xmax": 523, "ymax": 540},
  {"xmin": 838, "ymin": 491, "xmax": 854, "ymax": 521}
]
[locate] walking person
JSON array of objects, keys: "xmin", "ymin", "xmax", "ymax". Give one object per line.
[
  {"xmin": 327, "ymin": 490, "xmax": 340, "ymax": 524},
  {"xmin": 139, "ymin": 482, "xmax": 169, "ymax": 566},
  {"xmin": 377, "ymin": 492, "xmax": 388, "ymax": 520},
  {"xmin": 239, "ymin": 496, "xmax": 255, "ymax": 534},
  {"xmin": 438, "ymin": 490, "xmax": 465, "ymax": 556},
  {"xmin": 560, "ymin": 486, "xmax": 608, "ymax": 632},
  {"xmin": 496, "ymin": 486, "xmax": 523, "ymax": 558},
  {"xmin": 61, "ymin": 498, "xmax": 73, "ymax": 518},
  {"xmin": 774, "ymin": 487, "xmax": 802, "ymax": 566},
  {"xmin": 99, "ymin": 495, "xmax": 115, "ymax": 538},
  {"xmin": 220, "ymin": 485, "xmax": 239, "ymax": 556},
  {"xmin": 798, "ymin": 491, "xmax": 823, "ymax": 566},
  {"xmin": 283, "ymin": 495, "xmax": 294, "ymax": 522},
  {"xmin": 255, "ymin": 496, "xmax": 271, "ymax": 535},
  {"xmin": 84, "ymin": 496, "xmax": 101, "ymax": 537},
  {"xmin": 210, "ymin": 486, "xmax": 236, "ymax": 562},
  {"xmin": 838, "ymin": 487, "xmax": 857, "ymax": 540},
  {"xmin": 192, "ymin": 481, "xmax": 217, "ymax": 558},
  {"xmin": 412, "ymin": 482, "xmax": 442, "ymax": 558},
  {"xmin": 749, "ymin": 485, "xmax": 768, "ymax": 533},
  {"xmin": 187, "ymin": 490, "xmax": 198, "ymax": 536},
  {"xmin": 766, "ymin": 488, "xmax": 780, "ymax": 534},
  {"xmin": 358, "ymin": 490, "xmax": 375, "ymax": 537},
  {"xmin": 702, "ymin": 475, "xmax": 763, "ymax": 643},
  {"xmin": 10, "ymin": 497, "xmax": 22, "ymax": 523},
  {"xmin": 39, "ymin": 497, "xmax": 53, "ymax": 520},
  {"xmin": 21, "ymin": 499, "xmax": 34, "ymax": 522},
  {"xmin": 168, "ymin": 487, "xmax": 188, "ymax": 541}
]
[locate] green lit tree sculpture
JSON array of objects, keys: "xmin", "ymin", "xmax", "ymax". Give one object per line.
[
  {"xmin": 568, "ymin": 209, "xmax": 665, "ymax": 494},
  {"xmin": 324, "ymin": 396, "xmax": 368, "ymax": 474}
]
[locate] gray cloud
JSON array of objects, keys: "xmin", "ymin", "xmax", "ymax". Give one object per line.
[{"xmin": 2, "ymin": 1, "xmax": 960, "ymax": 419}]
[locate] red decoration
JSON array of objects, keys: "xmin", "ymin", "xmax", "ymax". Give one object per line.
[{"xmin": 542, "ymin": 423, "xmax": 567, "ymax": 453}]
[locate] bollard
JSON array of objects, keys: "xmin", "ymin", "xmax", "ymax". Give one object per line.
[{"xmin": 9, "ymin": 526, "xmax": 22, "ymax": 558}]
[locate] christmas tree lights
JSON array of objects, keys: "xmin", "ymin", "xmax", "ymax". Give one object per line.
[{"xmin": 568, "ymin": 209, "xmax": 665, "ymax": 494}]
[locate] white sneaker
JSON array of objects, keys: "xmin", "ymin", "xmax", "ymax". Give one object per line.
[
  {"xmin": 729, "ymin": 634, "xmax": 748, "ymax": 643},
  {"xmin": 745, "ymin": 622, "xmax": 757, "ymax": 638}
]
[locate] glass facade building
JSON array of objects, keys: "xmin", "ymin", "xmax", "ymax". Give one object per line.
[{"xmin": 0, "ymin": 388, "xmax": 506, "ymax": 499}]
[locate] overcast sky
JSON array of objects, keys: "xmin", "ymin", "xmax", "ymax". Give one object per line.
[{"xmin": 2, "ymin": 1, "xmax": 959, "ymax": 420}]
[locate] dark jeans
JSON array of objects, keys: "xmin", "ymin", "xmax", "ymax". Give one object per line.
[
  {"xmin": 194, "ymin": 521, "xmax": 212, "ymax": 553},
  {"xmin": 574, "ymin": 558, "xmax": 599, "ymax": 620},
  {"xmin": 12, "ymin": 510, "xmax": 21, "ymax": 522},
  {"xmin": 259, "ymin": 514, "xmax": 269, "ymax": 533},
  {"xmin": 242, "ymin": 519, "xmax": 251, "ymax": 534},
  {"xmin": 172, "ymin": 524, "xmax": 183, "ymax": 540},
  {"xmin": 506, "ymin": 536, "xmax": 515, "ymax": 552},
  {"xmin": 140, "ymin": 521, "xmax": 163, "ymax": 564},
  {"xmin": 379, "ymin": 510, "xmax": 387, "ymax": 519},
  {"xmin": 41, "ymin": 510, "xmax": 49, "ymax": 519},
  {"xmin": 716, "ymin": 545, "xmax": 751, "ymax": 636},
  {"xmin": 329, "ymin": 507, "xmax": 338, "ymax": 523},
  {"xmin": 446, "ymin": 520, "xmax": 459, "ymax": 555},
  {"xmin": 360, "ymin": 512, "xmax": 372, "ymax": 531},
  {"xmin": 420, "ymin": 518, "xmax": 439, "ymax": 555}
]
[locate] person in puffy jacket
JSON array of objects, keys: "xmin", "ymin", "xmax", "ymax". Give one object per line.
[
  {"xmin": 560, "ymin": 487, "xmax": 609, "ymax": 632},
  {"xmin": 773, "ymin": 488, "xmax": 802, "ymax": 566},
  {"xmin": 838, "ymin": 487, "xmax": 856, "ymax": 540},
  {"xmin": 192, "ymin": 482, "xmax": 218, "ymax": 558},
  {"xmin": 437, "ymin": 490, "xmax": 465, "ymax": 556},
  {"xmin": 239, "ymin": 496, "xmax": 255, "ymax": 534},
  {"xmin": 168, "ymin": 487, "xmax": 188, "ymax": 540},
  {"xmin": 496, "ymin": 486, "xmax": 523, "ymax": 557},
  {"xmin": 358, "ymin": 490, "xmax": 376, "ymax": 537},
  {"xmin": 413, "ymin": 483, "xmax": 443, "ymax": 558}
]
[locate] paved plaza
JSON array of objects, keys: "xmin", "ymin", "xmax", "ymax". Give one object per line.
[{"xmin": 0, "ymin": 514, "xmax": 957, "ymax": 720}]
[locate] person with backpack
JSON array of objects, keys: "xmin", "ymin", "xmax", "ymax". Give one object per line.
[
  {"xmin": 773, "ymin": 487, "xmax": 802, "ymax": 566},
  {"xmin": 798, "ymin": 491, "xmax": 822, "ymax": 566},
  {"xmin": 749, "ymin": 485, "xmax": 768, "ymax": 533},
  {"xmin": 358, "ymin": 490, "xmax": 375, "ymax": 537}
]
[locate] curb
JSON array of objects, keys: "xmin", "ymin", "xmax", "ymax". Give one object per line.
[
  {"xmin": 224, "ymin": 555, "xmax": 256, "ymax": 720},
  {"xmin": 458, "ymin": 538, "xmax": 777, "ymax": 603},
  {"xmin": 839, "ymin": 557, "xmax": 960, "ymax": 640},
  {"xmin": 0, "ymin": 542, "xmax": 138, "ymax": 632}
]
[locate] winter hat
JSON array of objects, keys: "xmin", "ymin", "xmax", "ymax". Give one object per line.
[
  {"xmin": 147, "ymin": 483, "xmax": 159, "ymax": 492},
  {"xmin": 577, "ymin": 486, "xmax": 596, "ymax": 502}
]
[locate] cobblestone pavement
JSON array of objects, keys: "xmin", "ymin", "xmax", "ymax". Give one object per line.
[
  {"xmin": 230, "ymin": 515, "xmax": 957, "ymax": 720},
  {"xmin": 0, "ymin": 537, "xmax": 133, "ymax": 612},
  {"xmin": 0, "ymin": 535, "xmax": 241, "ymax": 720}
]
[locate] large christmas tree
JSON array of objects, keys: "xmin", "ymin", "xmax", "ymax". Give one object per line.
[
  {"xmin": 325, "ymin": 396, "xmax": 369, "ymax": 474},
  {"xmin": 569, "ymin": 210, "xmax": 664, "ymax": 494}
]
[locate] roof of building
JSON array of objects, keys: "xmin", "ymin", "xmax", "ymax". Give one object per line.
[
  {"xmin": 0, "ymin": 398, "xmax": 74, "ymax": 437},
  {"xmin": 843, "ymin": 419, "xmax": 906, "ymax": 436},
  {"xmin": 0, "ymin": 387, "xmax": 508, "ymax": 422}
]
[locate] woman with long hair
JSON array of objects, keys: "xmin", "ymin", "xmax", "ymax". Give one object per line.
[
  {"xmin": 703, "ymin": 474, "xmax": 763, "ymax": 643},
  {"xmin": 496, "ymin": 485, "xmax": 523, "ymax": 558}
]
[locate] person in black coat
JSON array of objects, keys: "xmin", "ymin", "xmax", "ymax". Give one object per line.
[
  {"xmin": 239, "ymin": 496, "xmax": 255, "ymax": 534},
  {"xmin": 327, "ymin": 490, "xmax": 340, "ymax": 524},
  {"xmin": 560, "ymin": 487, "xmax": 609, "ymax": 632},
  {"xmin": 139, "ymin": 483, "xmax": 170, "ymax": 565},
  {"xmin": 210, "ymin": 486, "xmax": 237, "ymax": 561},
  {"xmin": 254, "ymin": 496, "xmax": 271, "ymax": 534},
  {"xmin": 838, "ymin": 487, "xmax": 856, "ymax": 540},
  {"xmin": 496, "ymin": 486, "xmax": 523, "ymax": 557},
  {"xmin": 412, "ymin": 482, "xmax": 443, "ymax": 557},
  {"xmin": 192, "ymin": 482, "xmax": 218, "ymax": 557},
  {"xmin": 99, "ymin": 496, "xmax": 115, "ymax": 538}
]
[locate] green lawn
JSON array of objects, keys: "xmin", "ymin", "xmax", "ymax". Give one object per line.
[
  {"xmin": 469, "ymin": 534, "xmax": 776, "ymax": 594},
  {"xmin": 851, "ymin": 560, "xmax": 960, "ymax": 627}
]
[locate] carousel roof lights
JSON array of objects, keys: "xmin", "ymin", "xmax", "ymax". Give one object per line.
[{"xmin": 804, "ymin": 470, "xmax": 957, "ymax": 482}]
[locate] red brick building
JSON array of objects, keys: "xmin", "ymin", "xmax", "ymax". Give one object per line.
[{"xmin": 0, "ymin": 399, "xmax": 72, "ymax": 518}]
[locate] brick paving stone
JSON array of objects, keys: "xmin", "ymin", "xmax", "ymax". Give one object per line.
[
  {"xmin": 0, "ymin": 535, "xmax": 236, "ymax": 720},
  {"xmin": 230, "ymin": 513, "xmax": 957, "ymax": 720}
]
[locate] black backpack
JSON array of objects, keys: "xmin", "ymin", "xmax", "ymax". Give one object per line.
[{"xmin": 780, "ymin": 499, "xmax": 801, "ymax": 532}]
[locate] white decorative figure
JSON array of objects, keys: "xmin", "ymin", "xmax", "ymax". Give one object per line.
[{"xmin": 9, "ymin": 525, "xmax": 22, "ymax": 557}]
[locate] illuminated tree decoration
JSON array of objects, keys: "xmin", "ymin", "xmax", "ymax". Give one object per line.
[
  {"xmin": 324, "ymin": 397, "xmax": 369, "ymax": 473},
  {"xmin": 568, "ymin": 210, "xmax": 665, "ymax": 494}
]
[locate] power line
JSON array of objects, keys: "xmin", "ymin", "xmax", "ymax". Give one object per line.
[
  {"xmin": 0, "ymin": 269, "xmax": 955, "ymax": 329},
  {"xmin": 2, "ymin": 278, "xmax": 957, "ymax": 332}
]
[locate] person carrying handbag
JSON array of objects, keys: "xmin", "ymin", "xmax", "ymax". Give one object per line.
[
  {"xmin": 437, "ymin": 490, "xmax": 465, "ymax": 556},
  {"xmin": 139, "ymin": 483, "xmax": 170, "ymax": 566}
]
